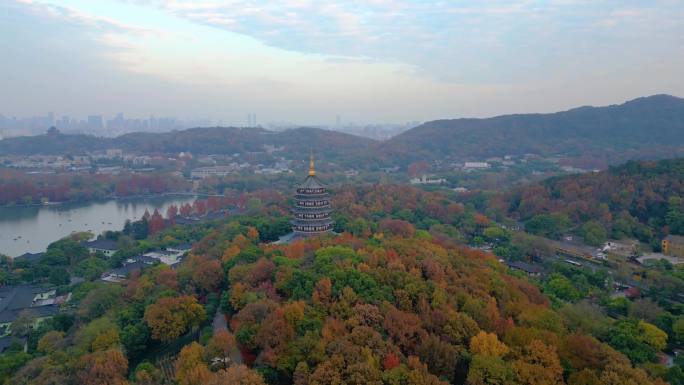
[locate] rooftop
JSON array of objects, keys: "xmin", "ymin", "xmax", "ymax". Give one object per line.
[
  {"xmin": 168, "ymin": 243, "xmax": 193, "ymax": 251},
  {"xmin": 82, "ymin": 238, "xmax": 119, "ymax": 251},
  {"xmin": 507, "ymin": 261, "xmax": 543, "ymax": 274},
  {"xmin": 14, "ymin": 252, "xmax": 44, "ymax": 264},
  {"xmin": 0, "ymin": 285, "xmax": 59, "ymax": 325},
  {"xmin": 107, "ymin": 261, "xmax": 149, "ymax": 278},
  {"xmin": 0, "ymin": 285, "xmax": 55, "ymax": 313},
  {"xmin": 298, "ymin": 175, "xmax": 326, "ymax": 189}
]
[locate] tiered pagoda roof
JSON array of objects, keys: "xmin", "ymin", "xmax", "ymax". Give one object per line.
[{"xmin": 291, "ymin": 153, "xmax": 334, "ymax": 236}]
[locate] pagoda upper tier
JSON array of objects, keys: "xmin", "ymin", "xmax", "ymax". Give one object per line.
[{"xmin": 291, "ymin": 154, "xmax": 334, "ymax": 236}]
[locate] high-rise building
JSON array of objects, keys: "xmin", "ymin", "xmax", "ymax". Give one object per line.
[
  {"xmin": 291, "ymin": 153, "xmax": 334, "ymax": 236},
  {"xmin": 88, "ymin": 115, "xmax": 103, "ymax": 130}
]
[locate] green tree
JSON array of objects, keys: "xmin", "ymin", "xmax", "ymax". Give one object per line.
[
  {"xmin": 467, "ymin": 354, "xmax": 516, "ymax": 385},
  {"xmin": 525, "ymin": 213, "xmax": 570, "ymax": 239},
  {"xmin": 581, "ymin": 221, "xmax": 607, "ymax": 247},
  {"xmin": 545, "ymin": 274, "xmax": 581, "ymax": 301},
  {"xmin": 673, "ymin": 316, "xmax": 684, "ymax": 344},
  {"xmin": 605, "ymin": 319, "xmax": 666, "ymax": 363}
]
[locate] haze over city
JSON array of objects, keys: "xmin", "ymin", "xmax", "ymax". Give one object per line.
[{"xmin": 2, "ymin": 0, "xmax": 684, "ymax": 128}]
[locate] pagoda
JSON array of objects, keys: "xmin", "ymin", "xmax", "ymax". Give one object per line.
[{"xmin": 291, "ymin": 153, "xmax": 334, "ymax": 236}]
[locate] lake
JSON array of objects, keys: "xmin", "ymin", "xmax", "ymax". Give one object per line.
[{"xmin": 0, "ymin": 195, "xmax": 197, "ymax": 257}]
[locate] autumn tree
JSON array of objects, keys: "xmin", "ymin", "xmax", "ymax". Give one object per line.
[
  {"xmin": 144, "ymin": 296, "xmax": 205, "ymax": 341},
  {"xmin": 513, "ymin": 340, "xmax": 564, "ymax": 385},
  {"xmin": 36, "ymin": 331, "xmax": 65, "ymax": 354},
  {"xmin": 191, "ymin": 259, "xmax": 223, "ymax": 293},
  {"xmin": 76, "ymin": 348, "xmax": 129, "ymax": 385},
  {"xmin": 166, "ymin": 205, "xmax": 178, "ymax": 220},
  {"xmin": 180, "ymin": 203, "xmax": 192, "ymax": 217},
  {"xmin": 205, "ymin": 329, "xmax": 236, "ymax": 365},
  {"xmin": 470, "ymin": 331, "xmax": 509, "ymax": 357},
  {"xmin": 206, "ymin": 365, "xmax": 267, "ymax": 385},
  {"xmin": 176, "ymin": 342, "xmax": 212, "ymax": 385},
  {"xmin": 133, "ymin": 362, "xmax": 163, "ymax": 385},
  {"xmin": 384, "ymin": 307, "xmax": 424, "ymax": 350},
  {"xmin": 148, "ymin": 209, "xmax": 166, "ymax": 235},
  {"xmin": 293, "ymin": 361, "xmax": 310, "ymax": 385}
]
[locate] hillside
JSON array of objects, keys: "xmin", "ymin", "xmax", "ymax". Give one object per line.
[
  {"xmin": 379, "ymin": 94, "xmax": 684, "ymax": 166},
  {"xmin": 0, "ymin": 184, "xmax": 670, "ymax": 385},
  {"xmin": 0, "ymin": 126, "xmax": 375, "ymax": 161},
  {"xmin": 487, "ymin": 157, "xmax": 684, "ymax": 248}
]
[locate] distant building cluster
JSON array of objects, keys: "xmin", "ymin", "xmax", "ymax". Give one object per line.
[
  {"xmin": 100, "ymin": 243, "xmax": 192, "ymax": 283},
  {"xmin": 0, "ymin": 112, "xmax": 211, "ymax": 137}
]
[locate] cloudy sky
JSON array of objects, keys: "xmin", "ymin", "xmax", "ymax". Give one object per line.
[{"xmin": 1, "ymin": 0, "xmax": 683, "ymax": 125}]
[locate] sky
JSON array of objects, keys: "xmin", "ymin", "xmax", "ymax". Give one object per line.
[{"xmin": 1, "ymin": 0, "xmax": 683, "ymax": 126}]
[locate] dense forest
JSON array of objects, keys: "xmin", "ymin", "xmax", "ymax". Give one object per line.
[
  {"xmin": 0, "ymin": 183, "xmax": 679, "ymax": 385},
  {"xmin": 378, "ymin": 94, "xmax": 684, "ymax": 166},
  {"xmin": 485, "ymin": 157, "xmax": 684, "ymax": 248},
  {"xmin": 0, "ymin": 169, "xmax": 190, "ymax": 206}
]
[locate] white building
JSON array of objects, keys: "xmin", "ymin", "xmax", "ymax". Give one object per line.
[
  {"xmin": 191, "ymin": 166, "xmax": 237, "ymax": 179},
  {"xmin": 410, "ymin": 174, "xmax": 447, "ymax": 185},
  {"xmin": 463, "ymin": 162, "xmax": 490, "ymax": 171}
]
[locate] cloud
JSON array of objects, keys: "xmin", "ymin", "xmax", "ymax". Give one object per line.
[
  {"xmin": 2, "ymin": 0, "xmax": 683, "ymax": 124},
  {"xmin": 130, "ymin": 0, "xmax": 684, "ymax": 83},
  {"xmin": 15, "ymin": 0, "xmax": 155, "ymax": 36}
]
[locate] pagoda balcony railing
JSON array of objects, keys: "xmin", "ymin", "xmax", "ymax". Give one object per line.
[
  {"xmin": 294, "ymin": 213, "xmax": 331, "ymax": 219},
  {"xmin": 296, "ymin": 201, "xmax": 330, "ymax": 207},
  {"xmin": 296, "ymin": 188, "xmax": 327, "ymax": 194},
  {"xmin": 293, "ymin": 224, "xmax": 334, "ymax": 233},
  {"xmin": 295, "ymin": 194, "xmax": 330, "ymax": 200}
]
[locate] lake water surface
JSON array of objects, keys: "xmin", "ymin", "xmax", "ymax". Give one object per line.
[{"xmin": 0, "ymin": 195, "xmax": 196, "ymax": 257}]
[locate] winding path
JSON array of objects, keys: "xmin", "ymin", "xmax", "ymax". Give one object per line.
[{"xmin": 213, "ymin": 309, "xmax": 243, "ymax": 365}]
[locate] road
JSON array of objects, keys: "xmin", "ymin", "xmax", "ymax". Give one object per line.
[{"xmin": 213, "ymin": 309, "xmax": 243, "ymax": 365}]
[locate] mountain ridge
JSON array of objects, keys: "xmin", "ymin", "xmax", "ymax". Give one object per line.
[
  {"xmin": 1, "ymin": 94, "xmax": 683, "ymax": 168},
  {"xmin": 377, "ymin": 94, "xmax": 684, "ymax": 166}
]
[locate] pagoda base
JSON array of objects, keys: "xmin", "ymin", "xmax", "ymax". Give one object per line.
[{"xmin": 273, "ymin": 231, "xmax": 337, "ymax": 245}]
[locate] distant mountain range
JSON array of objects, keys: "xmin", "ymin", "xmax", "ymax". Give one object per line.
[
  {"xmin": 377, "ymin": 94, "xmax": 684, "ymax": 166},
  {"xmin": 2, "ymin": 95, "xmax": 683, "ymax": 168},
  {"xmin": 0, "ymin": 126, "xmax": 374, "ymax": 163}
]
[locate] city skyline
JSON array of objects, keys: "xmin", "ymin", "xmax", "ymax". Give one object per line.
[
  {"xmin": 1, "ymin": 1, "xmax": 684, "ymax": 125},
  {"xmin": 0, "ymin": 110, "xmax": 417, "ymax": 141}
]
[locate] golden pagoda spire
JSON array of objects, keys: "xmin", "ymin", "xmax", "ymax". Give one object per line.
[{"xmin": 309, "ymin": 149, "xmax": 316, "ymax": 176}]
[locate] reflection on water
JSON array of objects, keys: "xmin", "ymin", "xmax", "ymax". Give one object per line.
[{"xmin": 0, "ymin": 195, "xmax": 196, "ymax": 257}]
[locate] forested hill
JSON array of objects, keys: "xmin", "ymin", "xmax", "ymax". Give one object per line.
[
  {"xmin": 487, "ymin": 157, "xmax": 684, "ymax": 248},
  {"xmin": 378, "ymin": 94, "xmax": 684, "ymax": 166},
  {"xmin": 0, "ymin": 126, "xmax": 375, "ymax": 159}
]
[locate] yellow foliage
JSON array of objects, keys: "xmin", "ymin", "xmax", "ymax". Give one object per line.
[
  {"xmin": 91, "ymin": 328, "xmax": 120, "ymax": 351},
  {"xmin": 639, "ymin": 321, "xmax": 668, "ymax": 351},
  {"xmin": 282, "ymin": 301, "xmax": 306, "ymax": 326},
  {"xmin": 222, "ymin": 245, "xmax": 240, "ymax": 263},
  {"xmin": 176, "ymin": 342, "xmax": 212, "ymax": 385},
  {"xmin": 470, "ymin": 331, "xmax": 509, "ymax": 357},
  {"xmin": 37, "ymin": 330, "xmax": 65, "ymax": 354}
]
